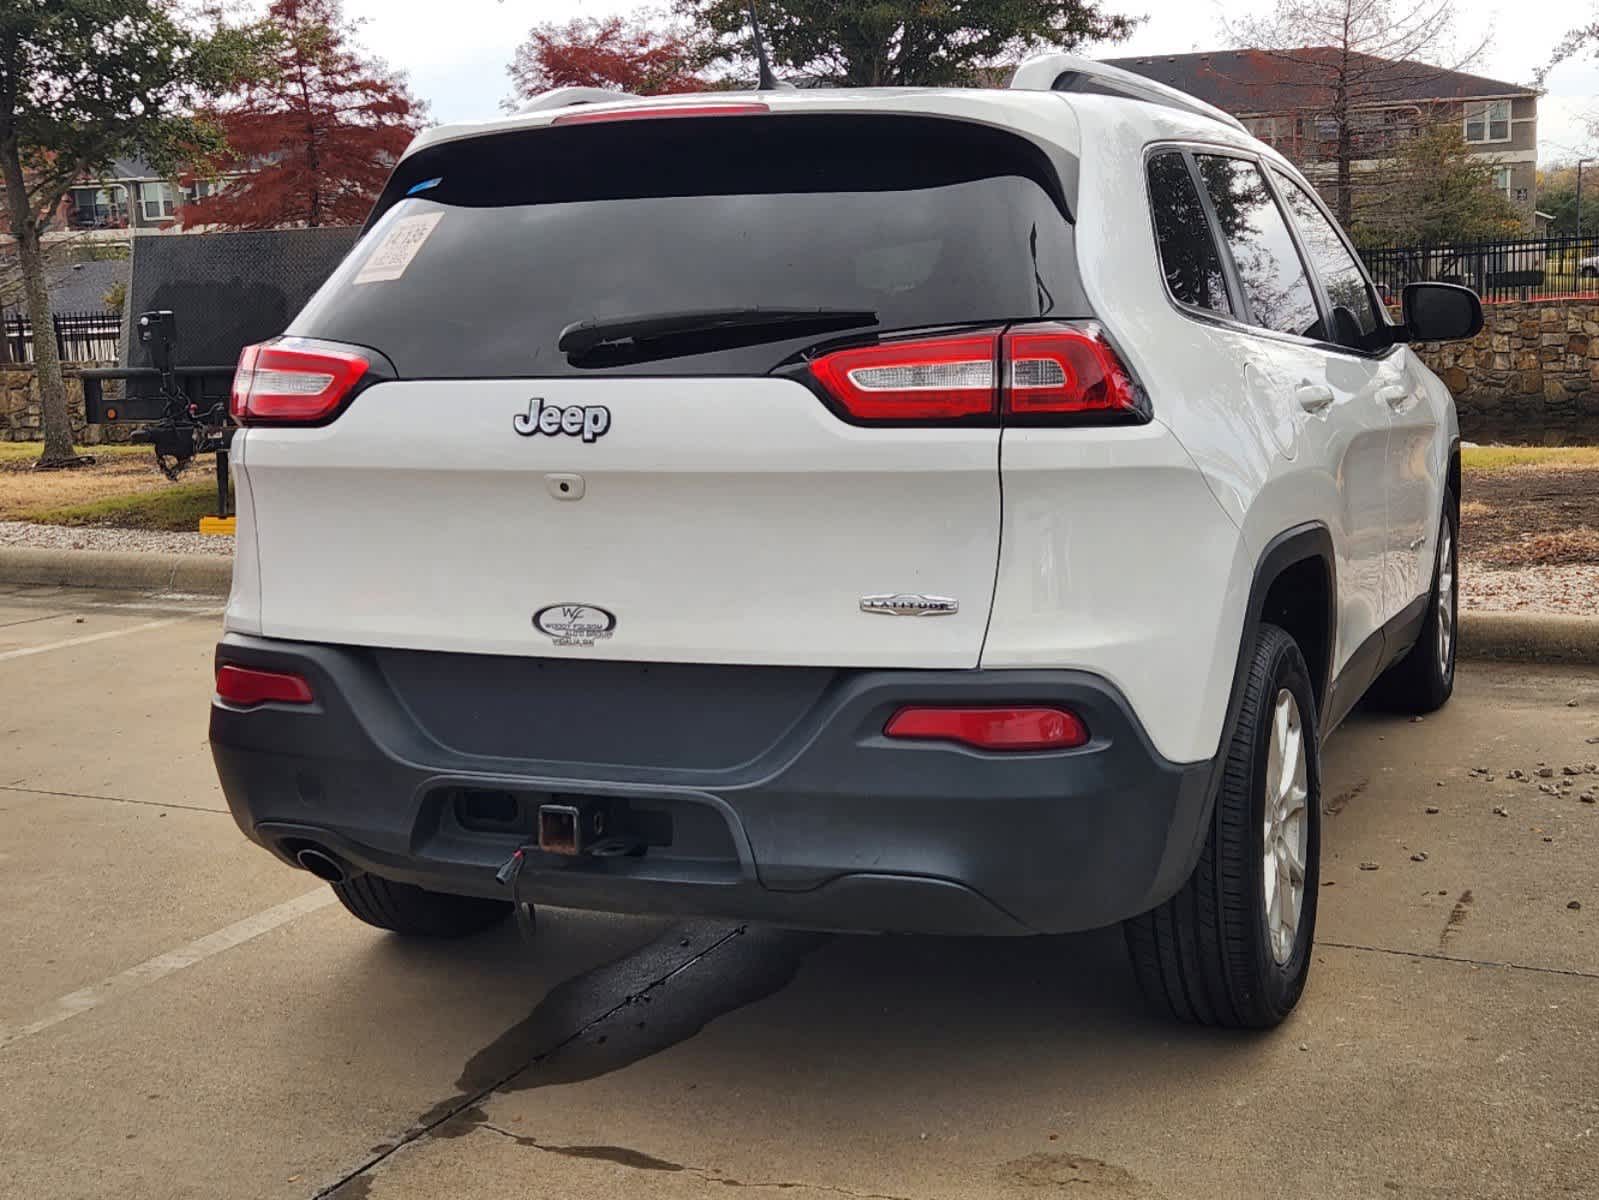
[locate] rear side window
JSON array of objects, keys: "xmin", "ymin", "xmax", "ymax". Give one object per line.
[
  {"xmin": 1194, "ymin": 155, "xmax": 1319, "ymax": 339},
  {"xmin": 1147, "ymin": 152, "xmax": 1231, "ymax": 315},
  {"xmin": 1271, "ymin": 170, "xmax": 1386, "ymax": 347},
  {"xmin": 289, "ymin": 115, "xmax": 1085, "ymax": 379}
]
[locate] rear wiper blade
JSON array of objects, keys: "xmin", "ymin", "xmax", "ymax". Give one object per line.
[{"xmin": 558, "ymin": 307, "xmax": 878, "ymax": 362}]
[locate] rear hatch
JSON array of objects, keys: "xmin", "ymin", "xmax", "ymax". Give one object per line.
[{"xmin": 235, "ymin": 110, "xmax": 1085, "ymax": 668}]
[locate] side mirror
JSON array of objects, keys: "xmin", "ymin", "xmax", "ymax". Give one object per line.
[{"xmin": 1401, "ymin": 282, "xmax": 1482, "ymax": 343}]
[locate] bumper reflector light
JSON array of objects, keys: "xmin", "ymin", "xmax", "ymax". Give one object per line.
[
  {"xmin": 884, "ymin": 706, "xmax": 1088, "ymax": 751},
  {"xmin": 215, "ymin": 664, "xmax": 315, "ymax": 708}
]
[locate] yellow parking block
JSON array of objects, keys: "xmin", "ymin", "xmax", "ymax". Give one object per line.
[{"xmin": 198, "ymin": 517, "xmax": 236, "ymax": 536}]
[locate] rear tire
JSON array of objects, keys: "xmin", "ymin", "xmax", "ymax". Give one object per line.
[
  {"xmin": 1124, "ymin": 623, "xmax": 1321, "ymax": 1028},
  {"xmin": 331, "ymin": 873, "xmax": 513, "ymax": 938},
  {"xmin": 1368, "ymin": 491, "xmax": 1457, "ymax": 714}
]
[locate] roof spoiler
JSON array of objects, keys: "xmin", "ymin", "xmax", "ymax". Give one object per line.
[
  {"xmin": 515, "ymin": 86, "xmax": 638, "ymax": 115},
  {"xmin": 1009, "ymin": 54, "xmax": 1248, "ymax": 134}
]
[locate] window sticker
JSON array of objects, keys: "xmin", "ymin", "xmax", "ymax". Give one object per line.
[{"xmin": 353, "ymin": 211, "xmax": 444, "ymax": 284}]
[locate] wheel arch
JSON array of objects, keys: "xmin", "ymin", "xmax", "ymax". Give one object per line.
[
  {"xmin": 1242, "ymin": 524, "xmax": 1337, "ymax": 724},
  {"xmin": 1151, "ymin": 523, "xmax": 1336, "ymax": 917},
  {"xmin": 1204, "ymin": 523, "xmax": 1335, "ymax": 805}
]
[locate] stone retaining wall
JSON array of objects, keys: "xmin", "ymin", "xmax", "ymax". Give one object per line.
[
  {"xmin": 0, "ymin": 363, "xmax": 129, "ymax": 444},
  {"xmin": 1413, "ymin": 298, "xmax": 1599, "ymax": 444}
]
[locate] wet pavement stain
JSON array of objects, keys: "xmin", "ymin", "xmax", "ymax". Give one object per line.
[
  {"xmin": 460, "ymin": 920, "xmax": 828, "ymax": 1095},
  {"xmin": 324, "ymin": 919, "xmax": 827, "ymax": 1195},
  {"xmin": 436, "ymin": 1105, "xmax": 685, "ymax": 1170},
  {"xmin": 458, "ymin": 1110, "xmax": 920, "ymax": 1198}
]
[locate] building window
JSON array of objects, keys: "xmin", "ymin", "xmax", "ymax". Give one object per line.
[
  {"xmin": 1464, "ymin": 100, "xmax": 1511, "ymax": 144},
  {"xmin": 1243, "ymin": 116, "xmax": 1283, "ymax": 148},
  {"xmin": 182, "ymin": 179, "xmax": 222, "ymax": 204},
  {"xmin": 1350, "ymin": 106, "xmax": 1419, "ymax": 154},
  {"xmin": 68, "ymin": 186, "xmax": 128, "ymax": 229},
  {"xmin": 140, "ymin": 181, "xmax": 177, "ymax": 220}
]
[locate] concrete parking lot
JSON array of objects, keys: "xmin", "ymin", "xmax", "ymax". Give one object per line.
[{"xmin": 2, "ymin": 583, "xmax": 1596, "ymax": 1200}]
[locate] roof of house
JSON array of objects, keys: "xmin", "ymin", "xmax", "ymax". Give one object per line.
[
  {"xmin": 1100, "ymin": 49, "xmax": 1535, "ymax": 114},
  {"xmin": 48, "ymin": 258, "xmax": 129, "ymax": 312},
  {"xmin": 0, "ymin": 255, "xmax": 129, "ymax": 314},
  {"xmin": 75, "ymin": 157, "xmax": 164, "ymax": 184}
]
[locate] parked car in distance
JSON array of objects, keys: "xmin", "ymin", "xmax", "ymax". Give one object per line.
[{"xmin": 209, "ymin": 56, "xmax": 1482, "ymax": 1028}]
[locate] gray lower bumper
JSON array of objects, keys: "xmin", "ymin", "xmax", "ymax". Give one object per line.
[{"xmin": 209, "ymin": 635, "xmax": 1214, "ymax": 936}]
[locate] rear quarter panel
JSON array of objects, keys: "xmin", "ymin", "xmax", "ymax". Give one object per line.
[{"xmin": 1049, "ymin": 100, "xmax": 1348, "ymax": 760}]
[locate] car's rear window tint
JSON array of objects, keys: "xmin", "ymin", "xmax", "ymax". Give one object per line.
[
  {"xmin": 1194, "ymin": 155, "xmax": 1319, "ymax": 339},
  {"xmin": 288, "ymin": 115, "xmax": 1086, "ymax": 378},
  {"xmin": 1146, "ymin": 151, "xmax": 1232, "ymax": 315}
]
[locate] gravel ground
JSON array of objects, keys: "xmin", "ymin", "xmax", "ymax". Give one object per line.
[
  {"xmin": 0, "ymin": 519, "xmax": 1593, "ymax": 614},
  {"xmin": 1460, "ymin": 562, "xmax": 1599, "ymax": 616},
  {"xmin": 0, "ymin": 520, "xmax": 233, "ymax": 557}
]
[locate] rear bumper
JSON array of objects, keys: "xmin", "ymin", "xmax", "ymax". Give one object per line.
[{"xmin": 209, "ymin": 634, "xmax": 1214, "ymax": 936}]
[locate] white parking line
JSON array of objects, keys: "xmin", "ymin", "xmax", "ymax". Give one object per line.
[
  {"xmin": 0, "ymin": 613, "xmax": 214, "ymax": 662},
  {"xmin": 0, "ymin": 889, "xmax": 335, "ymax": 1052}
]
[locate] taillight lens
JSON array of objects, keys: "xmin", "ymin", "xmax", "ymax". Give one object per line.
[
  {"xmin": 230, "ymin": 341, "xmax": 370, "ymax": 424},
  {"xmin": 215, "ymin": 664, "xmax": 314, "ymax": 707},
  {"xmin": 551, "ymin": 102, "xmax": 770, "ymax": 125},
  {"xmin": 806, "ymin": 331, "xmax": 1000, "ymax": 422},
  {"xmin": 1002, "ymin": 323, "xmax": 1140, "ymax": 418},
  {"xmin": 806, "ymin": 322, "xmax": 1140, "ymax": 425},
  {"xmin": 884, "ymin": 706, "xmax": 1089, "ymax": 751}
]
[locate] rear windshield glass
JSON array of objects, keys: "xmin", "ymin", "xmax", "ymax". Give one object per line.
[{"xmin": 288, "ymin": 114, "xmax": 1084, "ymax": 378}]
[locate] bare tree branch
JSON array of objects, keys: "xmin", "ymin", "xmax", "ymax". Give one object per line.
[{"xmin": 1220, "ymin": 0, "xmax": 1498, "ymax": 224}]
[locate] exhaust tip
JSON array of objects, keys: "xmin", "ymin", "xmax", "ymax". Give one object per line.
[{"xmin": 295, "ymin": 846, "xmax": 348, "ymax": 884}]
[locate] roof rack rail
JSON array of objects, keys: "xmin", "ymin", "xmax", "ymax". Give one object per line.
[
  {"xmin": 1009, "ymin": 53, "xmax": 1247, "ymax": 134},
  {"xmin": 516, "ymin": 86, "xmax": 638, "ymax": 115}
]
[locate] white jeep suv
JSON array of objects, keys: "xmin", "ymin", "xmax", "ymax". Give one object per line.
[{"xmin": 209, "ymin": 57, "xmax": 1481, "ymax": 1028}]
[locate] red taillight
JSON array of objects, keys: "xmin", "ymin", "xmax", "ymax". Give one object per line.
[
  {"xmin": 551, "ymin": 102, "xmax": 770, "ymax": 125},
  {"xmin": 806, "ymin": 331, "xmax": 1000, "ymax": 422},
  {"xmin": 884, "ymin": 706, "xmax": 1089, "ymax": 751},
  {"xmin": 1002, "ymin": 323, "xmax": 1140, "ymax": 418},
  {"xmin": 215, "ymin": 664, "xmax": 315, "ymax": 708},
  {"xmin": 230, "ymin": 341, "xmax": 369, "ymax": 425},
  {"xmin": 806, "ymin": 322, "xmax": 1140, "ymax": 425}
]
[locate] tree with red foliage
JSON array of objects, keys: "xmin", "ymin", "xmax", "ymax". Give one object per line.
[
  {"xmin": 507, "ymin": 14, "xmax": 708, "ymax": 101},
  {"xmin": 182, "ymin": 0, "xmax": 425, "ymax": 230}
]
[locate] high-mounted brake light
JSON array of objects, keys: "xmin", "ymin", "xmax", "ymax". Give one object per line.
[
  {"xmin": 551, "ymin": 102, "xmax": 770, "ymax": 126},
  {"xmin": 1002, "ymin": 323, "xmax": 1140, "ymax": 417},
  {"xmin": 230, "ymin": 342, "xmax": 370, "ymax": 425},
  {"xmin": 806, "ymin": 331, "xmax": 1000, "ymax": 422},
  {"xmin": 884, "ymin": 706, "xmax": 1089, "ymax": 751},
  {"xmin": 215, "ymin": 664, "xmax": 315, "ymax": 708}
]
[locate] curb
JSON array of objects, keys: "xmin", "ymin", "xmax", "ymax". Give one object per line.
[
  {"xmin": 1458, "ymin": 611, "xmax": 1599, "ymax": 666},
  {"xmin": 0, "ymin": 547, "xmax": 232, "ymax": 598},
  {"xmin": 1, "ymin": 545, "xmax": 1596, "ymax": 665}
]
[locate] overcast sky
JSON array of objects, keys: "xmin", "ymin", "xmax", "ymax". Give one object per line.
[{"xmin": 345, "ymin": 0, "xmax": 1597, "ymax": 165}]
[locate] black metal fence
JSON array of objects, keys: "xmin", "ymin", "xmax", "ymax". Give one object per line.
[
  {"xmin": 1, "ymin": 309, "xmax": 122, "ymax": 364},
  {"xmin": 1358, "ymin": 235, "xmax": 1599, "ymax": 304}
]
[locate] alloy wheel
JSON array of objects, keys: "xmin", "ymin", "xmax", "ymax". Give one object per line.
[{"xmin": 1262, "ymin": 689, "xmax": 1310, "ymax": 965}]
